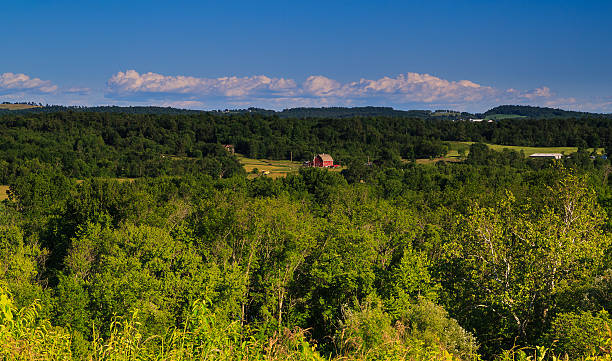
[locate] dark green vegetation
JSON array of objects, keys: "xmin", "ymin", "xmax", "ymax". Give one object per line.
[
  {"xmin": 1, "ymin": 109, "xmax": 612, "ymax": 182},
  {"xmin": 3, "ymin": 103, "xmax": 611, "ymax": 120},
  {"xmin": 483, "ymin": 105, "xmax": 608, "ymax": 119},
  {"xmin": 0, "ymin": 109, "xmax": 611, "ymax": 360}
]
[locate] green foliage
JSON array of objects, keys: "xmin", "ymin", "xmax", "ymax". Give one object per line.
[
  {"xmin": 0, "ymin": 109, "xmax": 611, "ymax": 360},
  {"xmin": 0, "ymin": 288, "xmax": 72, "ymax": 360},
  {"xmin": 335, "ymin": 296, "xmax": 476, "ymax": 360},
  {"xmin": 544, "ymin": 311, "xmax": 610, "ymax": 358},
  {"xmin": 400, "ymin": 299, "xmax": 479, "ymax": 360}
]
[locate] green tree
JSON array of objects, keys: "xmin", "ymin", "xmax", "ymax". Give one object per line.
[{"xmin": 457, "ymin": 170, "xmax": 610, "ymax": 345}]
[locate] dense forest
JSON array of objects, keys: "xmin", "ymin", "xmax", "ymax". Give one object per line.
[
  {"xmin": 0, "ymin": 110, "xmax": 611, "ymax": 182},
  {"xmin": 0, "ymin": 109, "xmax": 611, "ymax": 360},
  {"xmin": 483, "ymin": 105, "xmax": 607, "ymax": 119}
]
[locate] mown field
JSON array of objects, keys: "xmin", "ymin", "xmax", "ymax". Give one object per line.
[
  {"xmin": 0, "ymin": 104, "xmax": 41, "ymax": 110},
  {"xmin": 0, "ymin": 185, "xmax": 8, "ymax": 200},
  {"xmin": 236, "ymin": 154, "xmax": 302, "ymax": 178},
  {"xmin": 236, "ymin": 154, "xmax": 345, "ymax": 178},
  {"xmin": 412, "ymin": 142, "xmax": 605, "ymax": 164},
  {"xmin": 484, "ymin": 113, "xmax": 528, "ymax": 120},
  {"xmin": 447, "ymin": 141, "xmax": 603, "ymax": 156}
]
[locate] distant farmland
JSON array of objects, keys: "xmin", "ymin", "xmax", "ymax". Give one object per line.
[
  {"xmin": 484, "ymin": 113, "xmax": 528, "ymax": 120},
  {"xmin": 446, "ymin": 141, "xmax": 603, "ymax": 157},
  {"xmin": 237, "ymin": 154, "xmax": 303, "ymax": 179},
  {"xmin": 236, "ymin": 154, "xmax": 344, "ymax": 178},
  {"xmin": 0, "ymin": 185, "xmax": 9, "ymax": 201},
  {"xmin": 0, "ymin": 104, "xmax": 42, "ymax": 110}
]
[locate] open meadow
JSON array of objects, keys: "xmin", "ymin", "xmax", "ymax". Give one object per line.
[
  {"xmin": 236, "ymin": 154, "xmax": 344, "ymax": 178},
  {"xmin": 413, "ymin": 142, "xmax": 604, "ymax": 164},
  {"xmin": 0, "ymin": 104, "xmax": 41, "ymax": 110},
  {"xmin": 0, "ymin": 185, "xmax": 8, "ymax": 201},
  {"xmin": 446, "ymin": 141, "xmax": 603, "ymax": 157}
]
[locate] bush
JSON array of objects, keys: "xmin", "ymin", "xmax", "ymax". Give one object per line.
[
  {"xmin": 544, "ymin": 310, "xmax": 610, "ymax": 358},
  {"xmin": 335, "ymin": 296, "xmax": 475, "ymax": 360},
  {"xmin": 401, "ymin": 299, "xmax": 479, "ymax": 360},
  {"xmin": 0, "ymin": 288, "xmax": 72, "ymax": 360}
]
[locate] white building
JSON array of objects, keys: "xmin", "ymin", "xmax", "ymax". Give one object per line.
[{"xmin": 529, "ymin": 153, "xmax": 563, "ymax": 160}]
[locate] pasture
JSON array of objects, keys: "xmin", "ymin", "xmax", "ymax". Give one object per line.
[
  {"xmin": 236, "ymin": 154, "xmax": 303, "ymax": 179},
  {"xmin": 414, "ymin": 142, "xmax": 604, "ymax": 164},
  {"xmin": 0, "ymin": 104, "xmax": 42, "ymax": 110},
  {"xmin": 446, "ymin": 141, "xmax": 603, "ymax": 157},
  {"xmin": 484, "ymin": 114, "xmax": 528, "ymax": 120},
  {"xmin": 236, "ymin": 154, "xmax": 344, "ymax": 178},
  {"xmin": 0, "ymin": 185, "xmax": 9, "ymax": 201}
]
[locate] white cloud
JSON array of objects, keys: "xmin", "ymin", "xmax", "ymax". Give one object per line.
[
  {"xmin": 107, "ymin": 70, "xmax": 297, "ymax": 98},
  {"xmin": 156, "ymin": 100, "xmax": 205, "ymax": 109},
  {"xmin": 64, "ymin": 87, "xmax": 91, "ymax": 95},
  {"xmin": 0, "ymin": 72, "xmax": 58, "ymax": 94},
  {"xmin": 517, "ymin": 86, "xmax": 552, "ymax": 100},
  {"xmin": 106, "ymin": 70, "xmax": 502, "ymax": 105},
  {"xmin": 302, "ymin": 75, "xmax": 342, "ymax": 96},
  {"xmin": 4, "ymin": 70, "xmax": 607, "ymax": 113},
  {"xmin": 104, "ymin": 69, "xmax": 596, "ymax": 112},
  {"xmin": 340, "ymin": 73, "xmax": 496, "ymax": 103}
]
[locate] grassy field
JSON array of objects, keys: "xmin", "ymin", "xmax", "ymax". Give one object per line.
[
  {"xmin": 0, "ymin": 104, "xmax": 42, "ymax": 110},
  {"xmin": 414, "ymin": 157, "xmax": 463, "ymax": 164},
  {"xmin": 484, "ymin": 114, "xmax": 528, "ymax": 120},
  {"xmin": 237, "ymin": 154, "xmax": 344, "ymax": 178},
  {"xmin": 431, "ymin": 111, "xmax": 460, "ymax": 117},
  {"xmin": 237, "ymin": 154, "xmax": 303, "ymax": 179},
  {"xmin": 414, "ymin": 142, "xmax": 604, "ymax": 164},
  {"xmin": 446, "ymin": 141, "xmax": 603, "ymax": 157},
  {"xmin": 0, "ymin": 185, "xmax": 9, "ymax": 201}
]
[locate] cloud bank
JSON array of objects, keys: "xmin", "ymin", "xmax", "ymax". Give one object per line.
[
  {"xmin": 105, "ymin": 70, "xmax": 568, "ymax": 111},
  {"xmin": 107, "ymin": 70, "xmax": 297, "ymax": 98},
  {"xmin": 2, "ymin": 70, "xmax": 609, "ymax": 113},
  {"xmin": 0, "ymin": 72, "xmax": 58, "ymax": 94}
]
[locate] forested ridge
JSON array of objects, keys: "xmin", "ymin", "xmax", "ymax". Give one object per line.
[
  {"xmin": 3, "ymin": 103, "xmax": 612, "ymax": 119},
  {"xmin": 0, "ymin": 110, "xmax": 611, "ymax": 181},
  {"xmin": 0, "ymin": 110, "xmax": 611, "ymax": 360}
]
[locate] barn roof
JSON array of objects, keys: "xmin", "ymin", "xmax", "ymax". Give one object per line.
[
  {"xmin": 317, "ymin": 153, "xmax": 333, "ymax": 162},
  {"xmin": 529, "ymin": 153, "xmax": 563, "ymax": 157}
]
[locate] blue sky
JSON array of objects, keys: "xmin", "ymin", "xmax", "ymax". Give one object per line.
[{"xmin": 1, "ymin": 0, "xmax": 611, "ymax": 112}]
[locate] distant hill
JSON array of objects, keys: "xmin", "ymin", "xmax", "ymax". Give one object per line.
[
  {"xmin": 0, "ymin": 105, "xmax": 461, "ymax": 119},
  {"xmin": 220, "ymin": 106, "xmax": 438, "ymax": 118},
  {"xmin": 0, "ymin": 104, "xmax": 204, "ymax": 114},
  {"xmin": 277, "ymin": 107, "xmax": 434, "ymax": 118},
  {"xmin": 483, "ymin": 105, "xmax": 609, "ymax": 119},
  {"xmin": 1, "ymin": 103, "xmax": 610, "ymax": 120}
]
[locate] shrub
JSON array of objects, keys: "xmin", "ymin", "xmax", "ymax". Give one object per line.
[
  {"xmin": 335, "ymin": 296, "xmax": 475, "ymax": 361},
  {"xmin": 0, "ymin": 288, "xmax": 72, "ymax": 360},
  {"xmin": 544, "ymin": 310, "xmax": 610, "ymax": 358}
]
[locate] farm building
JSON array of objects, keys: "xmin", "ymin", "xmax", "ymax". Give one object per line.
[
  {"xmin": 529, "ymin": 153, "xmax": 563, "ymax": 160},
  {"xmin": 313, "ymin": 154, "xmax": 334, "ymax": 167}
]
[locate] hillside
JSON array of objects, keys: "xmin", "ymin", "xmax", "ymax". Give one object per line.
[
  {"xmin": 276, "ymin": 106, "xmax": 436, "ymax": 118},
  {"xmin": 0, "ymin": 107, "xmax": 610, "ymax": 360},
  {"xmin": 483, "ymin": 105, "xmax": 610, "ymax": 119},
  {"xmin": 3, "ymin": 103, "xmax": 611, "ymax": 121}
]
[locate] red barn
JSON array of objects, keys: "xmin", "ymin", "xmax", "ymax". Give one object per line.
[{"xmin": 313, "ymin": 154, "xmax": 334, "ymax": 167}]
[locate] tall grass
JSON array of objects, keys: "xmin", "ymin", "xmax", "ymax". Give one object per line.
[{"xmin": 1, "ymin": 288, "xmax": 610, "ymax": 361}]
